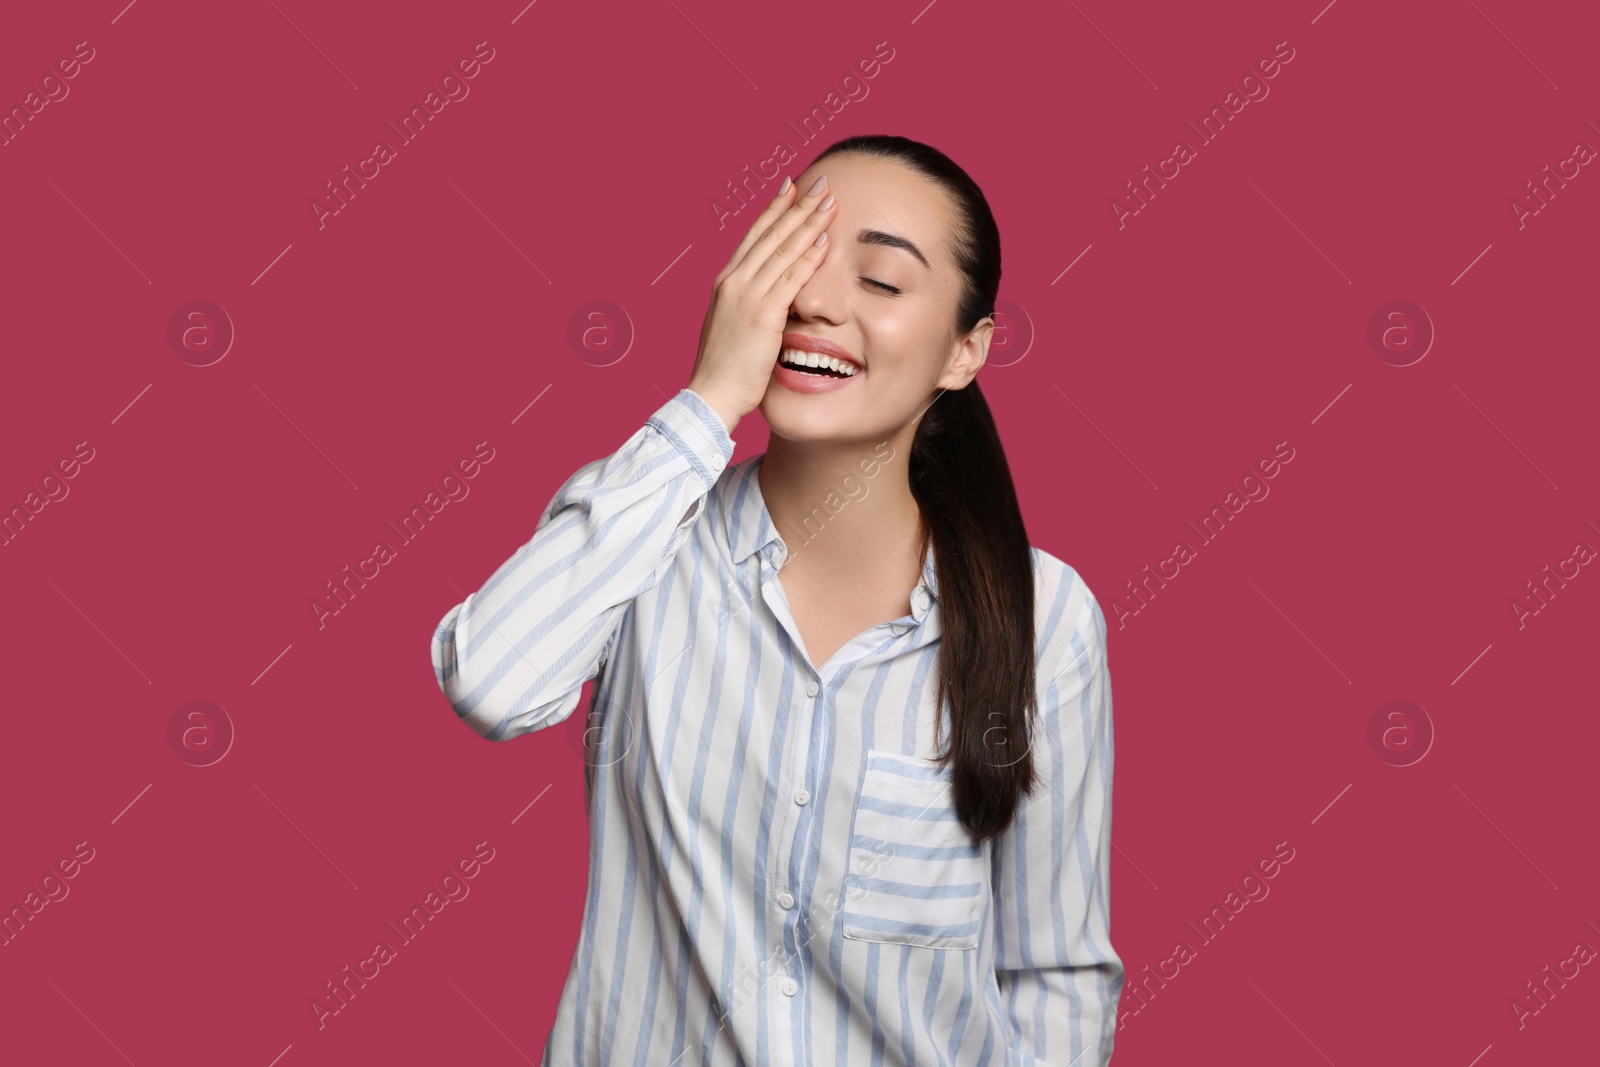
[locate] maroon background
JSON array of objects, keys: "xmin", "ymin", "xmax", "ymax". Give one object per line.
[{"xmin": 2, "ymin": 1, "xmax": 1596, "ymax": 1064}]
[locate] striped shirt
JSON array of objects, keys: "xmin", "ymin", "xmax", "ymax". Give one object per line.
[{"xmin": 430, "ymin": 387, "xmax": 1124, "ymax": 1066}]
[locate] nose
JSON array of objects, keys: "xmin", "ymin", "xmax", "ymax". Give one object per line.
[{"xmin": 789, "ymin": 225, "xmax": 844, "ymax": 323}]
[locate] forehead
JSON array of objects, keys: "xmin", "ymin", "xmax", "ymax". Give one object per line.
[{"xmin": 796, "ymin": 153, "xmax": 953, "ymax": 269}]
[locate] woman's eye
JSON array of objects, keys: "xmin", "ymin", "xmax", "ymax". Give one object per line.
[{"xmin": 863, "ymin": 278, "xmax": 901, "ymax": 294}]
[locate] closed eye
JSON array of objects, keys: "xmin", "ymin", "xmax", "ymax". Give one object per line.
[{"xmin": 863, "ymin": 278, "xmax": 901, "ymax": 294}]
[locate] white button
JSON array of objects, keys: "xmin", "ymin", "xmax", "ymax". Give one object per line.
[
  {"xmin": 913, "ymin": 591, "xmax": 929, "ymax": 610},
  {"xmin": 891, "ymin": 624, "xmax": 908, "ymax": 636},
  {"xmin": 779, "ymin": 891, "xmax": 794, "ymax": 909},
  {"xmin": 793, "ymin": 788, "xmax": 809, "ymax": 806},
  {"xmin": 711, "ymin": 454, "xmax": 725, "ymax": 470},
  {"xmin": 781, "ymin": 977, "xmax": 798, "ymax": 996},
  {"xmin": 806, "ymin": 682, "xmax": 819, "ymax": 697}
]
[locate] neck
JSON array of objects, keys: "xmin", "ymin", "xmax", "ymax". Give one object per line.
[{"xmin": 758, "ymin": 427, "xmax": 924, "ymax": 575}]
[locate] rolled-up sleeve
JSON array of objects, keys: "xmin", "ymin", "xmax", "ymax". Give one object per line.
[
  {"xmin": 429, "ymin": 387, "xmax": 734, "ymax": 742},
  {"xmin": 992, "ymin": 591, "xmax": 1124, "ymax": 1065}
]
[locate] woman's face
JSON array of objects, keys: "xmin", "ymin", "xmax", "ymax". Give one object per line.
[{"xmin": 758, "ymin": 153, "xmax": 991, "ymax": 446}]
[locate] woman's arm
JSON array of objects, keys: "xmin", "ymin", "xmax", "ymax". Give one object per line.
[
  {"xmin": 432, "ymin": 172, "xmax": 837, "ymax": 744},
  {"xmin": 429, "ymin": 387, "xmax": 734, "ymax": 742},
  {"xmin": 992, "ymin": 591, "xmax": 1124, "ymax": 1065}
]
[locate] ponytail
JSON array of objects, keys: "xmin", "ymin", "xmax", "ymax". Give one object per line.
[
  {"xmin": 910, "ymin": 381, "xmax": 1039, "ymax": 844},
  {"xmin": 812, "ymin": 134, "xmax": 1036, "ymax": 844}
]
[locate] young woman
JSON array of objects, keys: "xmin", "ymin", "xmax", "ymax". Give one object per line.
[{"xmin": 431, "ymin": 134, "xmax": 1124, "ymax": 1066}]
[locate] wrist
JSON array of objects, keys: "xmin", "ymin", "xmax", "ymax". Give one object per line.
[{"xmin": 686, "ymin": 383, "xmax": 741, "ymax": 436}]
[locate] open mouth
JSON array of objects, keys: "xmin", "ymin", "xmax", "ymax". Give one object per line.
[{"xmin": 778, "ymin": 347, "xmax": 859, "ymax": 378}]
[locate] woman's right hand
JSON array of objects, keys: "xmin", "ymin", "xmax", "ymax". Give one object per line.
[{"xmin": 687, "ymin": 173, "xmax": 838, "ymax": 434}]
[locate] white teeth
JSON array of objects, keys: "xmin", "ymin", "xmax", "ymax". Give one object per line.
[{"xmin": 779, "ymin": 348, "xmax": 858, "ymax": 376}]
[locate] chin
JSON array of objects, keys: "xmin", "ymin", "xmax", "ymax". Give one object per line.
[{"xmin": 759, "ymin": 392, "xmax": 850, "ymax": 440}]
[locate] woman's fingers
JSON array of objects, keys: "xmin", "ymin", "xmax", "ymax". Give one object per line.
[
  {"xmin": 730, "ymin": 175, "xmax": 834, "ymax": 287},
  {"xmin": 750, "ymin": 181, "xmax": 836, "ymax": 297},
  {"xmin": 687, "ymin": 176, "xmax": 836, "ymax": 430},
  {"xmin": 763, "ymin": 223, "xmax": 831, "ymax": 307},
  {"xmin": 718, "ymin": 176, "xmax": 796, "ymax": 282}
]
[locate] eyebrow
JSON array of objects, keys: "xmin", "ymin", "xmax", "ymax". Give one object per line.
[{"xmin": 855, "ymin": 228, "xmax": 930, "ymax": 270}]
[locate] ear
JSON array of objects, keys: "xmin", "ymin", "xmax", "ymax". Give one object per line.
[{"xmin": 936, "ymin": 317, "xmax": 993, "ymax": 390}]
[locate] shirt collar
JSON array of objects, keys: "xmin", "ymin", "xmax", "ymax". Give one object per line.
[{"xmin": 720, "ymin": 454, "xmax": 940, "ymax": 621}]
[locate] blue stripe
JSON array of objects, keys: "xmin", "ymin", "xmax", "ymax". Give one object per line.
[
  {"xmin": 428, "ymin": 388, "xmax": 1123, "ymax": 1065},
  {"xmin": 841, "ymin": 913, "xmax": 983, "ymax": 940},
  {"xmin": 846, "ymin": 875, "xmax": 982, "ymax": 899},
  {"xmin": 855, "ymin": 794, "xmax": 963, "ymax": 822},
  {"xmin": 850, "ymin": 834, "xmax": 982, "ymax": 861},
  {"xmin": 868, "ymin": 752, "xmax": 948, "ymax": 782}
]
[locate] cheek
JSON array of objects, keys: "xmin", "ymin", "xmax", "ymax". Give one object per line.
[{"xmin": 861, "ymin": 308, "xmax": 944, "ymax": 383}]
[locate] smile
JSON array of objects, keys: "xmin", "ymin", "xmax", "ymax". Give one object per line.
[{"xmin": 777, "ymin": 348, "xmax": 858, "ymax": 377}]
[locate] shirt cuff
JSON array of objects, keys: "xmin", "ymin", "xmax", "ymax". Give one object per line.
[{"xmin": 647, "ymin": 388, "xmax": 736, "ymax": 490}]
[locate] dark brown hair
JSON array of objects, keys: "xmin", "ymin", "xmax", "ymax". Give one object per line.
[{"xmin": 810, "ymin": 134, "xmax": 1037, "ymax": 845}]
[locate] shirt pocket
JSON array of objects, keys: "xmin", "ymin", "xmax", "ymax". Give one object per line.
[{"xmin": 839, "ymin": 748, "xmax": 987, "ymax": 950}]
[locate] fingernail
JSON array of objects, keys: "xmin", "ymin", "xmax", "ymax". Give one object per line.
[
  {"xmin": 778, "ymin": 175, "xmax": 791, "ymax": 195},
  {"xmin": 807, "ymin": 174, "xmax": 828, "ymax": 197},
  {"xmin": 818, "ymin": 193, "xmax": 834, "ymax": 211},
  {"xmin": 814, "ymin": 231, "xmax": 828, "ymax": 247}
]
